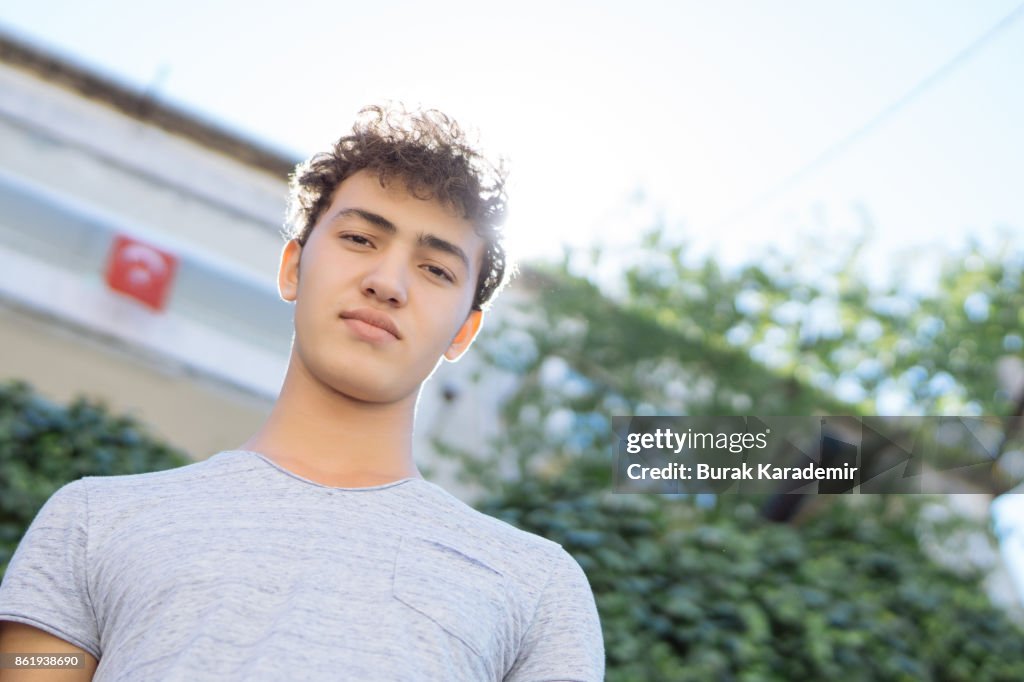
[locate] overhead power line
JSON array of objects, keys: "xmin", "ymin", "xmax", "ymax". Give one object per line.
[{"xmin": 714, "ymin": 2, "xmax": 1024, "ymax": 230}]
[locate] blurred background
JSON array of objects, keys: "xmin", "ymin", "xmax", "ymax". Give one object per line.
[{"xmin": 1, "ymin": 1, "xmax": 1023, "ymax": 678}]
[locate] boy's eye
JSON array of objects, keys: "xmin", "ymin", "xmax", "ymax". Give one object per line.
[
  {"xmin": 424, "ymin": 265, "xmax": 454, "ymax": 283},
  {"xmin": 342, "ymin": 234, "xmax": 373, "ymax": 246}
]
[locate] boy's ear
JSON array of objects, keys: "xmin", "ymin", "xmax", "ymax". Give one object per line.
[
  {"xmin": 444, "ymin": 310, "xmax": 484, "ymax": 362},
  {"xmin": 278, "ymin": 239, "xmax": 302, "ymax": 302}
]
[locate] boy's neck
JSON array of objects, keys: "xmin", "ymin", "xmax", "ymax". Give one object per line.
[{"xmin": 238, "ymin": 354, "xmax": 421, "ymax": 489}]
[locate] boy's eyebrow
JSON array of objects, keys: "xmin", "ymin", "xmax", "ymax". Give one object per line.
[
  {"xmin": 331, "ymin": 207, "xmax": 471, "ymax": 272},
  {"xmin": 333, "ymin": 207, "xmax": 395, "ymax": 232}
]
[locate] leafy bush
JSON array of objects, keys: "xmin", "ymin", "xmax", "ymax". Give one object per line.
[
  {"xmin": 0, "ymin": 379, "xmax": 189, "ymax": 575},
  {"xmin": 478, "ymin": 476, "xmax": 1024, "ymax": 681},
  {"xmin": 444, "ymin": 232, "xmax": 1024, "ymax": 679}
]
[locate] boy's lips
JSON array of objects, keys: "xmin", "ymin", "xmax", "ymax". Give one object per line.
[{"xmin": 339, "ymin": 308, "xmax": 402, "ymax": 340}]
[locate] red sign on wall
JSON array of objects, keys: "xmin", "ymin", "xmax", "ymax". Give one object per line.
[{"xmin": 104, "ymin": 235, "xmax": 178, "ymax": 311}]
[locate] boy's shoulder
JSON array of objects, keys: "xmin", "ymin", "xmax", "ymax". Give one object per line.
[
  {"xmin": 77, "ymin": 448, "xmax": 245, "ymax": 487},
  {"xmin": 70, "ymin": 449, "xmax": 256, "ymax": 510}
]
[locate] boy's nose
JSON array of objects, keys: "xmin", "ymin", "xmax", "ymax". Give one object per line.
[{"xmin": 360, "ymin": 257, "xmax": 409, "ymax": 306}]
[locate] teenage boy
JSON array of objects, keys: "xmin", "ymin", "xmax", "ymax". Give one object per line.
[{"xmin": 0, "ymin": 105, "xmax": 605, "ymax": 680}]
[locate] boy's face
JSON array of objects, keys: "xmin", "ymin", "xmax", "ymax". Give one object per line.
[{"xmin": 278, "ymin": 170, "xmax": 485, "ymax": 404}]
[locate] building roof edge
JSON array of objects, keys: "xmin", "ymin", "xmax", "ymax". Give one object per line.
[{"xmin": 0, "ymin": 30, "xmax": 300, "ymax": 179}]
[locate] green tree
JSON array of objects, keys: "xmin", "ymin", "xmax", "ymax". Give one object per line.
[{"xmin": 437, "ymin": 226, "xmax": 1024, "ymax": 680}]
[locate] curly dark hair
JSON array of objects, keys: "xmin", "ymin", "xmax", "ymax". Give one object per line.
[{"xmin": 284, "ymin": 104, "xmax": 511, "ymax": 311}]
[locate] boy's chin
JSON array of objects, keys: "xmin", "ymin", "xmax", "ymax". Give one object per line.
[{"xmin": 322, "ymin": 374, "xmax": 417, "ymax": 406}]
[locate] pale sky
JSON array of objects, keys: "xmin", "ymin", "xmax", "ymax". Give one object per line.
[
  {"xmin": 2, "ymin": 0, "xmax": 1022, "ymax": 290},
  {"xmin": 3, "ymin": 1, "xmax": 1024, "ymax": 600}
]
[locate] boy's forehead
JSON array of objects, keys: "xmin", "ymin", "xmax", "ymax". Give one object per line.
[{"xmin": 327, "ymin": 171, "xmax": 459, "ymax": 223}]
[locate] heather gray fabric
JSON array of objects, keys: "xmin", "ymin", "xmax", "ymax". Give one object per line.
[{"xmin": 0, "ymin": 450, "xmax": 604, "ymax": 681}]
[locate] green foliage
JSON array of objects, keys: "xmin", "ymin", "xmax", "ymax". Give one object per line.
[
  {"xmin": 0, "ymin": 380, "xmax": 190, "ymax": 575},
  {"xmin": 479, "ymin": 484, "xmax": 1024, "ymax": 681},
  {"xmin": 715, "ymin": 232, "xmax": 1024, "ymax": 419},
  {"xmin": 438, "ymin": 226, "xmax": 1024, "ymax": 679},
  {"xmin": 460, "ymin": 228, "xmax": 1024, "ymax": 495}
]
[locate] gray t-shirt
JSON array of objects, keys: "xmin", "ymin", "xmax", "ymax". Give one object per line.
[{"xmin": 0, "ymin": 450, "xmax": 604, "ymax": 681}]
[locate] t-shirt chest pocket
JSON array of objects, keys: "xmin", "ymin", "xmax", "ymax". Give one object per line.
[{"xmin": 392, "ymin": 536, "xmax": 509, "ymax": 659}]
